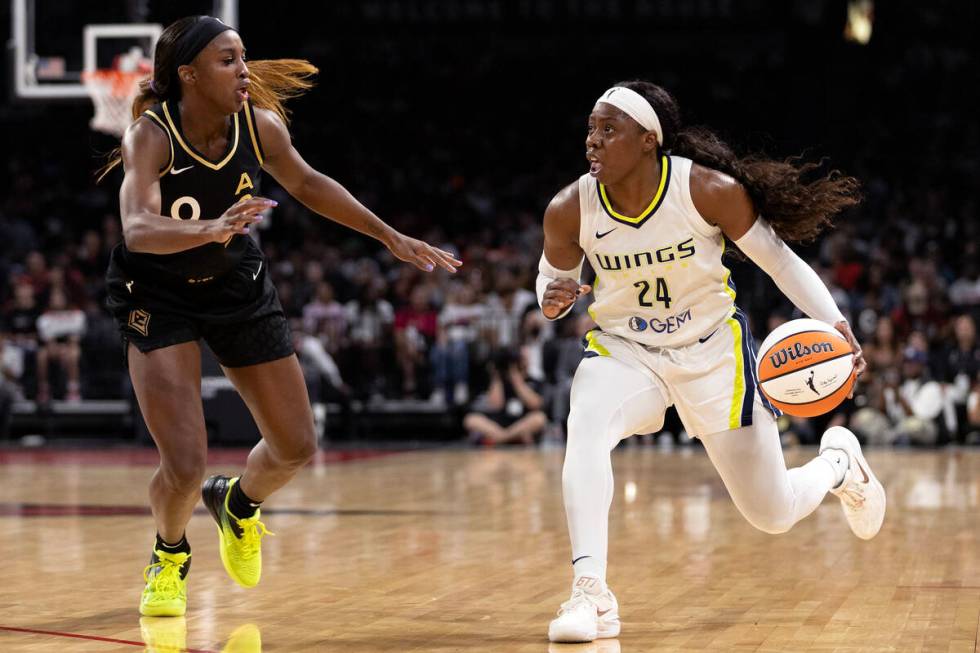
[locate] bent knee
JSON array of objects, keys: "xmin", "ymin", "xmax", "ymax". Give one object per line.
[
  {"xmin": 741, "ymin": 509, "xmax": 796, "ymax": 535},
  {"xmin": 160, "ymin": 451, "xmax": 207, "ymax": 489},
  {"xmin": 273, "ymin": 428, "xmax": 318, "ymax": 468}
]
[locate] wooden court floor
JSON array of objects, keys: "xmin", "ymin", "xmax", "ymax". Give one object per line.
[{"xmin": 0, "ymin": 444, "xmax": 978, "ymax": 652}]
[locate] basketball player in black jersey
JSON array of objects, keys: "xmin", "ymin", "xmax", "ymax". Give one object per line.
[{"xmin": 102, "ymin": 16, "xmax": 461, "ymax": 617}]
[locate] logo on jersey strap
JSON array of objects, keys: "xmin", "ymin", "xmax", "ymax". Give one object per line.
[
  {"xmin": 127, "ymin": 309, "xmax": 151, "ymax": 336},
  {"xmin": 596, "ymin": 228, "xmax": 617, "ymax": 239},
  {"xmin": 170, "ymin": 165, "xmax": 194, "ymax": 175},
  {"xmin": 628, "ymin": 316, "xmax": 648, "ymax": 332}
]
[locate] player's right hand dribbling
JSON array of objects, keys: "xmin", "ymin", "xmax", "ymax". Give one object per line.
[
  {"xmin": 542, "ymin": 279, "xmax": 592, "ymax": 319},
  {"xmin": 208, "ymin": 197, "xmax": 278, "ymax": 243}
]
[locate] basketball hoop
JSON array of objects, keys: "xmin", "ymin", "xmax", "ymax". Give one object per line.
[{"xmin": 82, "ymin": 49, "xmax": 151, "ymax": 137}]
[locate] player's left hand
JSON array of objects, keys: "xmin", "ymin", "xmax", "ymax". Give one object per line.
[
  {"xmin": 386, "ymin": 233, "xmax": 462, "ymax": 273},
  {"xmin": 834, "ymin": 319, "xmax": 867, "ymax": 398}
]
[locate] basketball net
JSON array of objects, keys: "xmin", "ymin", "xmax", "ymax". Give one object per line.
[{"xmin": 83, "ymin": 47, "xmax": 152, "ymax": 137}]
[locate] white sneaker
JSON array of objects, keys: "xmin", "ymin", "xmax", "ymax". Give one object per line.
[
  {"xmin": 548, "ymin": 576, "xmax": 621, "ymax": 643},
  {"xmin": 820, "ymin": 426, "xmax": 886, "ymax": 540}
]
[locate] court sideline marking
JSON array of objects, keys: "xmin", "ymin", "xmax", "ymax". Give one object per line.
[{"xmin": 0, "ymin": 625, "xmax": 215, "ymax": 652}]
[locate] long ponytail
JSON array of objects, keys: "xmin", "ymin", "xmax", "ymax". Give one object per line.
[
  {"xmin": 618, "ymin": 80, "xmax": 861, "ymax": 243},
  {"xmin": 98, "ymin": 16, "xmax": 317, "ymax": 181}
]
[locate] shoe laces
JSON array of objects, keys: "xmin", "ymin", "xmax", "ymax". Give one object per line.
[
  {"xmin": 836, "ymin": 468, "xmax": 867, "ymax": 509},
  {"xmin": 557, "ymin": 588, "xmax": 598, "ymax": 617},
  {"xmin": 839, "ymin": 483, "xmax": 866, "ymax": 509},
  {"xmin": 232, "ymin": 514, "xmax": 274, "ymax": 560},
  {"xmin": 143, "ymin": 553, "xmax": 188, "ymax": 598}
]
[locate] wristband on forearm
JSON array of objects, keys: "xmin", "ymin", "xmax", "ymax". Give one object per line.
[{"xmin": 537, "ymin": 252, "xmax": 584, "ymax": 321}]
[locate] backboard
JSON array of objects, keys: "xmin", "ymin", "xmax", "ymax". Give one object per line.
[{"xmin": 10, "ymin": 0, "xmax": 239, "ymax": 100}]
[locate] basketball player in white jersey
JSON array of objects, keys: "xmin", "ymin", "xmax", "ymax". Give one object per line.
[{"xmin": 539, "ymin": 81, "xmax": 886, "ymax": 643}]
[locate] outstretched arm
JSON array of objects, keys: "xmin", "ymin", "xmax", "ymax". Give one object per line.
[
  {"xmin": 255, "ymin": 109, "xmax": 460, "ymax": 274},
  {"xmin": 690, "ymin": 164, "xmax": 866, "ymax": 380}
]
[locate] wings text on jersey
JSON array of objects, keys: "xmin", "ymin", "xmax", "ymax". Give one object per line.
[{"xmin": 594, "ymin": 237, "xmax": 695, "ymax": 271}]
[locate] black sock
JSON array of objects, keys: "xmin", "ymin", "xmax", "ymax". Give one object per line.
[
  {"xmin": 153, "ymin": 534, "xmax": 191, "ymax": 579},
  {"xmin": 227, "ymin": 479, "xmax": 262, "ymax": 520},
  {"xmin": 155, "ymin": 533, "xmax": 191, "ymax": 555}
]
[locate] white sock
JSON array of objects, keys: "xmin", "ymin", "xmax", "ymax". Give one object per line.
[
  {"xmin": 819, "ymin": 447, "xmax": 849, "ymax": 488},
  {"xmin": 572, "ymin": 556, "xmax": 605, "ymax": 584},
  {"xmin": 563, "ymin": 447, "xmax": 613, "ymax": 586}
]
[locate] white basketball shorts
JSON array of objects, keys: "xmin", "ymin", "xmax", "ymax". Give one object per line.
[{"xmin": 578, "ymin": 308, "xmax": 780, "ymax": 437}]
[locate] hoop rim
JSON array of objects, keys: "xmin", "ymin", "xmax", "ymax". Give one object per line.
[{"xmin": 82, "ymin": 68, "xmax": 149, "ymax": 96}]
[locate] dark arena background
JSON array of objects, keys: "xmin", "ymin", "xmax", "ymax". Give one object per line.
[{"xmin": 1, "ymin": 2, "xmax": 978, "ymax": 652}]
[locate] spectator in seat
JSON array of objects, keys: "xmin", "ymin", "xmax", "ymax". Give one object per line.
[
  {"xmin": 463, "ymin": 349, "xmax": 547, "ymax": 445},
  {"xmin": 394, "ymin": 285, "xmax": 437, "ymax": 398},
  {"xmin": 1, "ymin": 330, "xmax": 23, "ymax": 439},
  {"xmin": 937, "ymin": 315, "xmax": 980, "ymax": 442},
  {"xmin": 2, "ymin": 282, "xmax": 40, "ymax": 399},
  {"xmin": 302, "ymin": 280, "xmax": 348, "ymax": 356},
  {"xmin": 289, "ymin": 319, "xmax": 349, "ymax": 403},
  {"xmin": 431, "ymin": 281, "xmax": 484, "ymax": 405},
  {"xmin": 483, "ymin": 264, "xmax": 536, "ymax": 349},
  {"xmin": 883, "ymin": 347, "xmax": 946, "ymax": 446},
  {"xmin": 36, "ymin": 288, "xmax": 86, "ymax": 402},
  {"xmin": 967, "ymin": 371, "xmax": 980, "ymax": 443},
  {"xmin": 345, "ymin": 280, "xmax": 394, "ymax": 399}
]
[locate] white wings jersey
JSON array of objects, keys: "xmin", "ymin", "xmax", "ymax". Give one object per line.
[{"xmin": 578, "ymin": 155, "xmax": 736, "ymax": 347}]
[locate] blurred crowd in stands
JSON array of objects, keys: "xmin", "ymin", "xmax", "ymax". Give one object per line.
[
  {"xmin": 1, "ymin": 162, "xmax": 978, "ymax": 446},
  {"xmin": 1, "ymin": 1, "xmax": 977, "ymax": 445}
]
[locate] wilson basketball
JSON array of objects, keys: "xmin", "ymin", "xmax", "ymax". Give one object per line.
[{"xmin": 756, "ymin": 318, "xmax": 855, "ymax": 417}]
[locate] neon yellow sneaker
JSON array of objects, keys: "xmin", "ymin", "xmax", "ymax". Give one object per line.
[
  {"xmin": 140, "ymin": 616, "xmax": 187, "ymax": 652},
  {"xmin": 201, "ymin": 475, "xmax": 273, "ymax": 588},
  {"xmin": 221, "ymin": 623, "xmax": 263, "ymax": 653},
  {"xmin": 139, "ymin": 550, "xmax": 190, "ymax": 617}
]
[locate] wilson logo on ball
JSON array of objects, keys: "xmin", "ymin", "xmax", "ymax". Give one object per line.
[{"xmin": 768, "ymin": 341, "xmax": 835, "ymax": 369}]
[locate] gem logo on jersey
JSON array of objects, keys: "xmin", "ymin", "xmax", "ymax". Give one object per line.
[
  {"xmin": 595, "ymin": 237, "xmax": 695, "ymax": 271},
  {"xmin": 649, "ymin": 309, "xmax": 693, "ymax": 334},
  {"xmin": 628, "ymin": 316, "xmax": 648, "ymax": 332}
]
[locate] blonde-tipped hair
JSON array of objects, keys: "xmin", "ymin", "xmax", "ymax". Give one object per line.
[{"xmin": 98, "ymin": 55, "xmax": 318, "ymax": 181}]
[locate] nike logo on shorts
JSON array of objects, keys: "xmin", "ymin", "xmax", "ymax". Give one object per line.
[
  {"xmin": 252, "ymin": 261, "xmax": 263, "ymax": 280},
  {"xmin": 595, "ymin": 228, "xmax": 617, "ymax": 239},
  {"xmin": 170, "ymin": 165, "xmax": 194, "ymax": 175}
]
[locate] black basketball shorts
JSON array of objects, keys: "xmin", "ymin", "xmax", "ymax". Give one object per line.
[{"xmin": 105, "ymin": 253, "xmax": 294, "ymax": 368}]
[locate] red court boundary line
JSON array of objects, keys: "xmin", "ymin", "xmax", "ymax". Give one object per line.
[{"xmin": 0, "ymin": 625, "xmax": 215, "ymax": 652}]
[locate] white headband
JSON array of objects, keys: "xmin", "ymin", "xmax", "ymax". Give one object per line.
[{"xmin": 596, "ymin": 87, "xmax": 663, "ymax": 146}]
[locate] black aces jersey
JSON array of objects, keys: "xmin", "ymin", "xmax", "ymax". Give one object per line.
[{"xmin": 116, "ymin": 99, "xmax": 265, "ymax": 285}]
